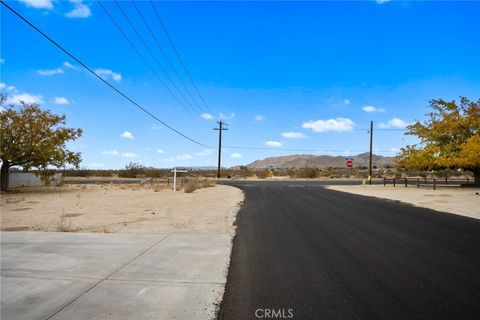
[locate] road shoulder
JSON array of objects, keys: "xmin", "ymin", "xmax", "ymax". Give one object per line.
[{"xmin": 326, "ymin": 185, "xmax": 480, "ymax": 220}]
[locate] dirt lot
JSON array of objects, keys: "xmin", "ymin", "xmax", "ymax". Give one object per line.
[
  {"xmin": 327, "ymin": 185, "xmax": 480, "ymax": 220},
  {"xmin": 0, "ymin": 184, "xmax": 244, "ymax": 235}
]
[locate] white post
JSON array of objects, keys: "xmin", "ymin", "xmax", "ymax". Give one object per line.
[{"xmin": 173, "ymin": 168, "xmax": 177, "ymax": 192}]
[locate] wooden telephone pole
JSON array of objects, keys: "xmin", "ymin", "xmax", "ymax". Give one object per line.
[
  {"xmin": 368, "ymin": 121, "xmax": 373, "ymax": 185},
  {"xmin": 214, "ymin": 121, "xmax": 228, "ymax": 178}
]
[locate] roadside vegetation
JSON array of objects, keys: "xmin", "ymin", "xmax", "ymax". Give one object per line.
[
  {"xmin": 397, "ymin": 97, "xmax": 479, "ymax": 183},
  {"xmin": 1, "ymin": 95, "xmax": 478, "ymax": 188},
  {"xmin": 0, "ymin": 94, "xmax": 82, "ymax": 191}
]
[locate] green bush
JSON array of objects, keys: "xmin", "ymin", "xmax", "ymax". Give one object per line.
[{"xmin": 118, "ymin": 162, "xmax": 146, "ymax": 178}]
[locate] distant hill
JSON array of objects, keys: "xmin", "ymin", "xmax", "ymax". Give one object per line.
[{"xmin": 245, "ymin": 153, "xmax": 396, "ymax": 169}]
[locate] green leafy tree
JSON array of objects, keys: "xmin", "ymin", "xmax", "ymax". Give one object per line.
[
  {"xmin": 0, "ymin": 96, "xmax": 82, "ymax": 191},
  {"xmin": 397, "ymin": 97, "xmax": 480, "ymax": 183}
]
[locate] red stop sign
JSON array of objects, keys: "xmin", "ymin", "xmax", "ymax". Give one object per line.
[{"xmin": 346, "ymin": 160, "xmax": 353, "ymax": 168}]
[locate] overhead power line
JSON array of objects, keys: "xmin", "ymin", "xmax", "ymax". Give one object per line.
[
  {"xmin": 1, "ymin": 1, "xmax": 402, "ymax": 156},
  {"xmin": 113, "ymin": 0, "xmax": 203, "ymax": 118},
  {"xmin": 222, "ymin": 145, "xmax": 398, "ymax": 153},
  {"xmin": 149, "ymin": 0, "xmax": 213, "ymax": 114},
  {"xmin": 0, "ymin": 0, "xmax": 211, "ymax": 148},
  {"xmin": 131, "ymin": 0, "xmax": 206, "ymax": 115},
  {"xmin": 97, "ymin": 0, "xmax": 201, "ymax": 123}
]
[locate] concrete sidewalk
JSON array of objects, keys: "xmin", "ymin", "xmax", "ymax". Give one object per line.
[{"xmin": 1, "ymin": 232, "xmax": 232, "ymax": 320}]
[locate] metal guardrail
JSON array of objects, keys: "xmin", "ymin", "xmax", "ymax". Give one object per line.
[{"xmin": 383, "ymin": 177, "xmax": 473, "ymax": 190}]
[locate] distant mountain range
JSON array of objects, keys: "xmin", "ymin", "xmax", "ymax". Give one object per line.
[{"xmin": 245, "ymin": 153, "xmax": 397, "ymax": 169}]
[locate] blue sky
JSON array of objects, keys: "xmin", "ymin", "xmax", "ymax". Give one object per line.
[{"xmin": 1, "ymin": 0, "xmax": 479, "ymax": 169}]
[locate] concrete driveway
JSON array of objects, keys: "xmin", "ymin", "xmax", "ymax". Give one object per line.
[{"xmin": 1, "ymin": 232, "xmax": 231, "ymax": 320}]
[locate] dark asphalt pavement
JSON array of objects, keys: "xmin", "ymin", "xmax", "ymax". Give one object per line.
[{"xmin": 217, "ymin": 182, "xmax": 480, "ymax": 320}]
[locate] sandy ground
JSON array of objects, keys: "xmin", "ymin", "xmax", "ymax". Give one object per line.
[
  {"xmin": 0, "ymin": 184, "xmax": 244, "ymax": 235},
  {"xmin": 327, "ymin": 185, "xmax": 480, "ymax": 220}
]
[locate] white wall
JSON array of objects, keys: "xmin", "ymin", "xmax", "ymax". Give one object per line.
[{"xmin": 8, "ymin": 173, "xmax": 63, "ymax": 188}]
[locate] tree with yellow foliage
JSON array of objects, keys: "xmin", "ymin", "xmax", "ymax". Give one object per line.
[
  {"xmin": 0, "ymin": 95, "xmax": 82, "ymax": 191},
  {"xmin": 397, "ymin": 97, "xmax": 480, "ymax": 184}
]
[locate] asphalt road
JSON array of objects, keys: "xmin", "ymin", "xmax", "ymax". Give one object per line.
[{"xmin": 217, "ymin": 181, "xmax": 480, "ymax": 320}]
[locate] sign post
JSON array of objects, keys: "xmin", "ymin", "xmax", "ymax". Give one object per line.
[
  {"xmin": 267, "ymin": 164, "xmax": 274, "ymax": 178},
  {"xmin": 171, "ymin": 168, "xmax": 188, "ymax": 192},
  {"xmin": 345, "ymin": 158, "xmax": 353, "ymax": 186}
]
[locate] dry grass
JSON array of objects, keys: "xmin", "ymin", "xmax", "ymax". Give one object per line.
[
  {"xmin": 101, "ymin": 226, "xmax": 112, "ymax": 233},
  {"xmin": 183, "ymin": 180, "xmax": 216, "ymax": 193},
  {"xmin": 202, "ymin": 180, "xmax": 216, "ymax": 188},
  {"xmin": 52, "ymin": 214, "xmax": 78, "ymax": 232},
  {"xmin": 184, "ymin": 182, "xmax": 199, "ymax": 193},
  {"xmin": 1, "ymin": 184, "xmax": 244, "ymax": 234},
  {"xmin": 5, "ymin": 196, "xmax": 26, "ymax": 204}
]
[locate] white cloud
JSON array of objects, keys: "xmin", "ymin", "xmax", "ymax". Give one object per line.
[
  {"xmin": 176, "ymin": 154, "xmax": 192, "ymax": 161},
  {"xmin": 122, "ymin": 152, "xmax": 138, "ymax": 158},
  {"xmin": 65, "ymin": 0, "xmax": 91, "ymax": 18},
  {"xmin": 302, "ymin": 118, "xmax": 355, "ymax": 132},
  {"xmin": 195, "ymin": 149, "xmax": 212, "ymax": 156},
  {"xmin": 157, "ymin": 149, "xmax": 165, "ymax": 154},
  {"xmin": 63, "ymin": 61, "xmax": 77, "ymax": 70},
  {"xmin": 0, "ymin": 58, "xmax": 4, "ymax": 64},
  {"xmin": 379, "ymin": 117, "xmax": 409, "ymax": 129},
  {"xmin": 265, "ymin": 141, "xmax": 282, "ymax": 148},
  {"xmin": 121, "ymin": 131, "xmax": 134, "ymax": 139},
  {"xmin": 219, "ymin": 112, "xmax": 235, "ymax": 120},
  {"xmin": 201, "ymin": 113, "xmax": 213, "ymax": 120},
  {"xmin": 9, "ymin": 93, "xmax": 43, "ymax": 104},
  {"xmin": 0, "ymin": 83, "xmax": 16, "ymax": 93},
  {"xmin": 362, "ymin": 105, "xmax": 385, "ymax": 113},
  {"xmin": 344, "ymin": 99, "xmax": 351, "ymax": 105},
  {"xmin": 254, "ymin": 115, "xmax": 265, "ymax": 121},
  {"xmin": 388, "ymin": 147, "xmax": 399, "ymax": 152},
  {"xmin": 54, "ymin": 97, "xmax": 70, "ymax": 105},
  {"xmin": 37, "ymin": 68, "xmax": 64, "ymax": 76},
  {"xmin": 231, "ymin": 152, "xmax": 242, "ymax": 159},
  {"xmin": 18, "ymin": 0, "xmax": 53, "ymax": 9},
  {"xmin": 376, "ymin": 0, "xmax": 391, "ymax": 4},
  {"xmin": 95, "ymin": 69, "xmax": 122, "ymax": 82},
  {"xmin": 0, "ymin": 106, "xmax": 5, "ymax": 113},
  {"xmin": 281, "ymin": 131, "xmax": 306, "ymax": 139},
  {"xmin": 102, "ymin": 150, "xmax": 119, "ymax": 156}
]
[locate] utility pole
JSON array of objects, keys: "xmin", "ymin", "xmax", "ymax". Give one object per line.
[
  {"xmin": 214, "ymin": 121, "xmax": 228, "ymax": 178},
  {"xmin": 368, "ymin": 120, "xmax": 373, "ymax": 185}
]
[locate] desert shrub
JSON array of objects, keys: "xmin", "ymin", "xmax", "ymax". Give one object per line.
[
  {"xmin": 184, "ymin": 181, "xmax": 199, "ymax": 193},
  {"xmin": 60, "ymin": 169, "xmax": 115, "ymax": 177},
  {"xmin": 53, "ymin": 214, "xmax": 77, "ymax": 232},
  {"xmin": 202, "ymin": 180, "xmax": 216, "ymax": 188},
  {"xmin": 118, "ymin": 162, "xmax": 146, "ymax": 178},
  {"xmin": 255, "ymin": 169, "xmax": 269, "ymax": 179},
  {"xmin": 299, "ymin": 168, "xmax": 318, "ymax": 178}
]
